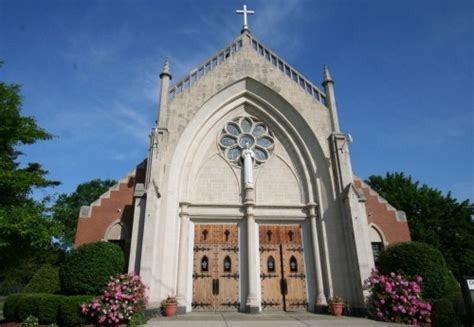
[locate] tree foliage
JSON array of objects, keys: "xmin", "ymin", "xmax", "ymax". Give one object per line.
[
  {"xmin": 366, "ymin": 172, "xmax": 474, "ymax": 278},
  {"xmin": 0, "ymin": 63, "xmax": 60, "ymax": 294},
  {"xmin": 0, "ymin": 73, "xmax": 59, "ymax": 206},
  {"xmin": 51, "ymin": 179, "xmax": 116, "ymax": 247},
  {"xmin": 23, "ymin": 264, "xmax": 60, "ymax": 294}
]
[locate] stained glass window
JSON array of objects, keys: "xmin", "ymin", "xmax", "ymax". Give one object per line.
[{"xmin": 219, "ymin": 116, "xmax": 275, "ymax": 166}]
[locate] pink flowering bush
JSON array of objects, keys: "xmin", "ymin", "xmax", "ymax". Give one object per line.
[
  {"xmin": 365, "ymin": 268, "xmax": 432, "ymax": 325},
  {"xmin": 81, "ymin": 272, "xmax": 148, "ymax": 325}
]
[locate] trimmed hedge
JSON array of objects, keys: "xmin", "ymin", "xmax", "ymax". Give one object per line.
[
  {"xmin": 17, "ymin": 294, "xmax": 38, "ymax": 321},
  {"xmin": 23, "ymin": 264, "xmax": 60, "ymax": 294},
  {"xmin": 3, "ymin": 293, "xmax": 23, "ymax": 321},
  {"xmin": 378, "ymin": 242, "xmax": 450, "ymax": 299},
  {"xmin": 60, "ymin": 241, "xmax": 124, "ymax": 295},
  {"xmin": 37, "ymin": 294, "xmax": 62, "ymax": 323},
  {"xmin": 59, "ymin": 295, "xmax": 94, "ymax": 326},
  {"xmin": 3, "ymin": 293, "xmax": 94, "ymax": 325}
]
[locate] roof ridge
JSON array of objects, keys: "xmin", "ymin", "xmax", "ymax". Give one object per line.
[
  {"xmin": 167, "ymin": 33, "xmax": 247, "ymax": 102},
  {"xmin": 167, "ymin": 32, "xmax": 327, "ymax": 107}
]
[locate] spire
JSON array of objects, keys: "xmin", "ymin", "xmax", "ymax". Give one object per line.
[
  {"xmin": 159, "ymin": 57, "xmax": 172, "ymax": 80},
  {"xmin": 321, "ymin": 65, "xmax": 340, "ymax": 133},
  {"xmin": 322, "ymin": 64, "xmax": 333, "ymax": 85},
  {"xmin": 157, "ymin": 57, "xmax": 172, "ymax": 126}
]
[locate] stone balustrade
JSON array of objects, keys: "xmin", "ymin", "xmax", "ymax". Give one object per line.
[{"xmin": 168, "ymin": 33, "xmax": 327, "ymax": 107}]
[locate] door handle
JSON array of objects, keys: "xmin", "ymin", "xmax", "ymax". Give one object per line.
[
  {"xmin": 280, "ymin": 278, "xmax": 288, "ymax": 295},
  {"xmin": 212, "ymin": 279, "xmax": 217, "ymax": 295}
]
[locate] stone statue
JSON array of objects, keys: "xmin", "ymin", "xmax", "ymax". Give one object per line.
[{"xmin": 241, "ymin": 143, "xmax": 255, "ymax": 189}]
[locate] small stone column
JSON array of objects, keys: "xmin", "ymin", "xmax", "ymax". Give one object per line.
[
  {"xmin": 245, "ymin": 202, "xmax": 259, "ymax": 313},
  {"xmin": 176, "ymin": 202, "xmax": 191, "ymax": 314},
  {"xmin": 307, "ymin": 202, "xmax": 327, "ymax": 309}
]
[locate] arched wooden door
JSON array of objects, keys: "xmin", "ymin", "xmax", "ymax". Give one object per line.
[
  {"xmin": 192, "ymin": 224, "xmax": 239, "ymax": 311},
  {"xmin": 259, "ymin": 225, "xmax": 307, "ymax": 311}
]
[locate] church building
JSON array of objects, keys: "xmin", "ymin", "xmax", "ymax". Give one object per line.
[{"xmin": 75, "ymin": 6, "xmax": 411, "ymax": 314}]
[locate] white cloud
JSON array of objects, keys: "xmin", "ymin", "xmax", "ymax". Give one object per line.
[{"xmin": 253, "ymin": 0, "xmax": 304, "ymax": 47}]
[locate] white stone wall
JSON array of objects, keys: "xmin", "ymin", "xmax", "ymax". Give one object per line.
[
  {"xmin": 192, "ymin": 154, "xmax": 241, "ymax": 204},
  {"xmin": 136, "ymin": 34, "xmax": 374, "ymax": 311},
  {"xmin": 256, "ymin": 154, "xmax": 302, "ymax": 205}
]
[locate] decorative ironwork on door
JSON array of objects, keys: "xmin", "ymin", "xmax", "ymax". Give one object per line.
[
  {"xmin": 259, "ymin": 225, "xmax": 308, "ymax": 311},
  {"xmin": 192, "ymin": 224, "xmax": 240, "ymax": 311}
]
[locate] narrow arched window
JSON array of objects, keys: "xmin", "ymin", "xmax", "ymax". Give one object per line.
[
  {"xmin": 290, "ymin": 256, "xmax": 298, "ymax": 272},
  {"xmin": 223, "ymin": 256, "xmax": 231, "ymax": 272},
  {"xmin": 201, "ymin": 256, "xmax": 209, "ymax": 272},
  {"xmin": 267, "ymin": 256, "xmax": 275, "ymax": 272},
  {"xmin": 202, "ymin": 229, "xmax": 208, "ymax": 241},
  {"xmin": 266, "ymin": 230, "xmax": 272, "ymax": 241}
]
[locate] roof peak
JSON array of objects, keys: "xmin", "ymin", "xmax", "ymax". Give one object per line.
[{"xmin": 166, "ymin": 33, "xmax": 327, "ymax": 107}]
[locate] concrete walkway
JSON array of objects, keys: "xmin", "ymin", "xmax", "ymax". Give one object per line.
[{"xmin": 146, "ymin": 312, "xmax": 401, "ymax": 327}]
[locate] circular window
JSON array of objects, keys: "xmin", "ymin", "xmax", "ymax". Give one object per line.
[{"xmin": 219, "ymin": 117, "xmax": 275, "ymax": 166}]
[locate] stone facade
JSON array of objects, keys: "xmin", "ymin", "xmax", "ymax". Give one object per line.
[{"xmin": 75, "ymin": 30, "xmax": 411, "ymax": 314}]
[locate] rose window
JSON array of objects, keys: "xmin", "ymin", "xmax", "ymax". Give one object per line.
[{"xmin": 219, "ymin": 117, "xmax": 275, "ymax": 166}]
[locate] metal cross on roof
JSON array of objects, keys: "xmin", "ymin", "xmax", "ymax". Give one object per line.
[{"xmin": 236, "ymin": 4, "xmax": 255, "ymax": 33}]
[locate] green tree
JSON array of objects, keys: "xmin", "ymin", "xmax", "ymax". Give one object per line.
[
  {"xmin": 51, "ymin": 179, "xmax": 116, "ymax": 247},
  {"xmin": 0, "ymin": 62, "xmax": 61, "ymax": 293},
  {"xmin": 366, "ymin": 172, "xmax": 474, "ymax": 278}
]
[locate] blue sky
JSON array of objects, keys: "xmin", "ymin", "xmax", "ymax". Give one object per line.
[{"xmin": 1, "ymin": 0, "xmax": 473, "ymax": 202}]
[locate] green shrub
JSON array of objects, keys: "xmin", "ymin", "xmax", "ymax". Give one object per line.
[
  {"xmin": 17, "ymin": 294, "xmax": 39, "ymax": 321},
  {"xmin": 59, "ymin": 295, "xmax": 94, "ymax": 326},
  {"xmin": 443, "ymin": 273, "xmax": 466, "ymax": 324},
  {"xmin": 378, "ymin": 242, "xmax": 450, "ymax": 299},
  {"xmin": 3, "ymin": 293, "xmax": 89, "ymax": 325},
  {"xmin": 23, "ymin": 264, "xmax": 60, "ymax": 294},
  {"xmin": 59, "ymin": 242, "xmax": 124, "ymax": 295},
  {"xmin": 3, "ymin": 293, "xmax": 23, "ymax": 321},
  {"xmin": 37, "ymin": 294, "xmax": 62, "ymax": 324},
  {"xmin": 432, "ymin": 298, "xmax": 462, "ymax": 327},
  {"xmin": 129, "ymin": 311, "xmax": 147, "ymax": 326}
]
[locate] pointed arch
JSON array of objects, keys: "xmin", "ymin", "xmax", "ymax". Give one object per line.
[
  {"xmin": 223, "ymin": 255, "xmax": 232, "ymax": 272},
  {"xmin": 104, "ymin": 219, "xmax": 129, "ymax": 242},
  {"xmin": 167, "ymin": 77, "xmax": 332, "ymax": 208},
  {"xmin": 267, "ymin": 256, "xmax": 276, "ymax": 272},
  {"xmin": 369, "ymin": 224, "xmax": 386, "ymax": 265},
  {"xmin": 201, "ymin": 255, "xmax": 209, "ymax": 272}
]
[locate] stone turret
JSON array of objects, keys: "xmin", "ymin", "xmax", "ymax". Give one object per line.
[
  {"xmin": 322, "ymin": 65, "xmax": 341, "ymax": 133},
  {"xmin": 157, "ymin": 58, "xmax": 172, "ymax": 127}
]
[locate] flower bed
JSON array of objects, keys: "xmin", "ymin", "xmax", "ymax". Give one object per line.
[
  {"xmin": 81, "ymin": 272, "xmax": 147, "ymax": 325},
  {"xmin": 365, "ymin": 268, "xmax": 432, "ymax": 325}
]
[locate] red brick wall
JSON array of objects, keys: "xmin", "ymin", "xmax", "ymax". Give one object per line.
[
  {"xmin": 354, "ymin": 178, "xmax": 411, "ymax": 244},
  {"xmin": 74, "ymin": 175, "xmax": 135, "ymax": 247}
]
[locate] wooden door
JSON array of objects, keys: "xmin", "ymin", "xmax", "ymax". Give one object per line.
[
  {"xmin": 259, "ymin": 225, "xmax": 307, "ymax": 311},
  {"xmin": 192, "ymin": 224, "xmax": 239, "ymax": 311}
]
